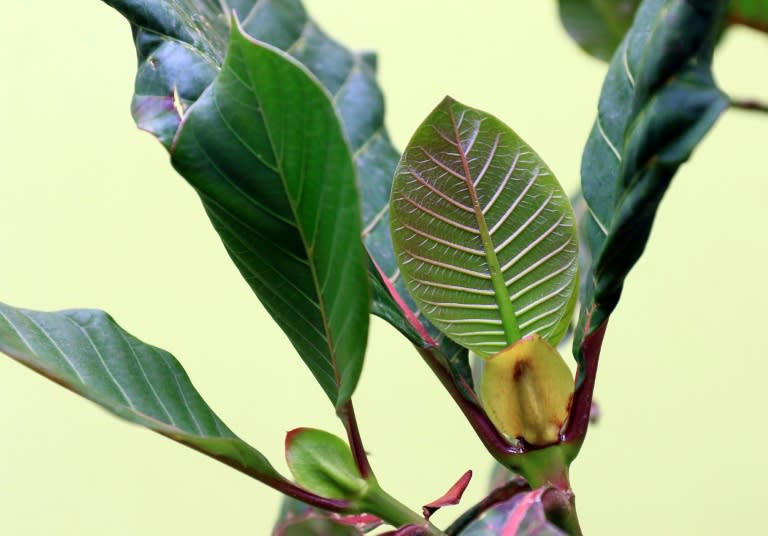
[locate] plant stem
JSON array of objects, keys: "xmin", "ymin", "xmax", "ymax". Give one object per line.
[
  {"xmin": 338, "ymin": 400, "xmax": 373, "ymax": 478},
  {"xmin": 445, "ymin": 476, "xmax": 530, "ymax": 535},
  {"xmin": 563, "ymin": 320, "xmax": 608, "ymax": 446},
  {"xmin": 730, "ymin": 97, "xmax": 768, "ymax": 114},
  {"xmin": 542, "ymin": 488, "xmax": 583, "ymax": 536},
  {"xmin": 362, "ymin": 482, "xmax": 446, "ymax": 535}
]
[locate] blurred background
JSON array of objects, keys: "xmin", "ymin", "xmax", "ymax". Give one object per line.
[{"xmin": 1, "ymin": 2, "xmax": 766, "ymax": 534}]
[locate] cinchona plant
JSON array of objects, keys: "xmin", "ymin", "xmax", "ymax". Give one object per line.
[{"xmin": 2, "ymin": 1, "xmax": 767, "ymax": 534}]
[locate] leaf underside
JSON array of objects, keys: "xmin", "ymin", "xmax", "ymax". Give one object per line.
[
  {"xmin": 391, "ymin": 97, "xmax": 578, "ymax": 358},
  {"xmin": 0, "ymin": 302, "xmax": 278, "ymax": 480},
  {"xmin": 575, "ymin": 0, "xmax": 729, "ymax": 350}
]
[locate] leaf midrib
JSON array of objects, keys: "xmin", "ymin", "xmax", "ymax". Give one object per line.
[{"xmin": 447, "ymin": 106, "xmax": 521, "ymax": 345}]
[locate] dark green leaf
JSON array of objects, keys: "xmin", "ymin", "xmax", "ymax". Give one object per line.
[
  {"xmin": 558, "ymin": 0, "xmax": 639, "ymax": 61},
  {"xmin": 391, "ymin": 97, "xmax": 578, "ymax": 357},
  {"xmin": 0, "ymin": 302, "xmax": 280, "ymax": 482},
  {"xmin": 103, "ymin": 0, "xmax": 408, "ymax": 331},
  {"xmin": 559, "ymin": 0, "xmax": 767, "ymax": 63},
  {"xmin": 575, "ymin": 0, "xmax": 729, "ymax": 349},
  {"xmin": 171, "ymin": 23, "xmax": 369, "ymax": 408},
  {"xmin": 102, "ymin": 0, "xmax": 472, "ymax": 385},
  {"xmin": 285, "ymin": 428, "xmax": 366, "ymax": 500}
]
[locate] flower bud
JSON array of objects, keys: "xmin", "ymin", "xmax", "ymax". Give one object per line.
[{"xmin": 480, "ymin": 335, "xmax": 574, "ymax": 445}]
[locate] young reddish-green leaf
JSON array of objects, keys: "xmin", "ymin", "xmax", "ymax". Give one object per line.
[
  {"xmin": 460, "ymin": 488, "xmax": 566, "ymax": 536},
  {"xmin": 285, "ymin": 428, "xmax": 367, "ymax": 500},
  {"xmin": 171, "ymin": 22, "xmax": 369, "ymax": 408},
  {"xmin": 0, "ymin": 302, "xmax": 281, "ymax": 483},
  {"xmin": 391, "ymin": 97, "xmax": 578, "ymax": 357},
  {"xmin": 421, "ymin": 470, "xmax": 472, "ymax": 519}
]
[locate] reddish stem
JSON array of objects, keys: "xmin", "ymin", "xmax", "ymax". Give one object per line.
[
  {"xmin": 338, "ymin": 400, "xmax": 373, "ymax": 479},
  {"xmin": 563, "ymin": 320, "xmax": 608, "ymax": 444}
]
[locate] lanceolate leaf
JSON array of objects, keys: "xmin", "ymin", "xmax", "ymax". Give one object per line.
[
  {"xmin": 565, "ymin": 1, "xmax": 730, "ymax": 443},
  {"xmin": 102, "ymin": 0, "xmax": 419, "ymax": 343},
  {"xmin": 575, "ymin": 0, "xmax": 729, "ymax": 348},
  {"xmin": 171, "ymin": 23, "xmax": 369, "ymax": 408},
  {"xmin": 391, "ymin": 97, "xmax": 578, "ymax": 358},
  {"xmin": 0, "ymin": 302, "xmax": 280, "ymax": 483}
]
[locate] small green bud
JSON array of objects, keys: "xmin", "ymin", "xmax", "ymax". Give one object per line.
[{"xmin": 480, "ymin": 335, "xmax": 574, "ymax": 445}]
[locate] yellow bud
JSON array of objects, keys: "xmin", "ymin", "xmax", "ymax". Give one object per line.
[{"xmin": 480, "ymin": 335, "xmax": 574, "ymax": 445}]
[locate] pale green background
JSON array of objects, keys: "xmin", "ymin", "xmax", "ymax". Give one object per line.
[{"xmin": 1, "ymin": 2, "xmax": 767, "ymax": 535}]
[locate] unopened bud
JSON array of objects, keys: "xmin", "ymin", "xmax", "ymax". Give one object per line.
[{"xmin": 480, "ymin": 335, "xmax": 574, "ymax": 445}]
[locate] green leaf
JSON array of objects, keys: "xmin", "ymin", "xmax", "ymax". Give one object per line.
[
  {"xmin": 559, "ymin": 0, "xmax": 768, "ymax": 63},
  {"xmin": 0, "ymin": 302, "xmax": 280, "ymax": 482},
  {"xmin": 390, "ymin": 97, "xmax": 579, "ymax": 358},
  {"xmin": 102, "ymin": 0, "xmax": 469, "ymax": 378},
  {"xmin": 171, "ymin": 22, "xmax": 369, "ymax": 408},
  {"xmin": 285, "ymin": 428, "xmax": 366, "ymax": 500},
  {"xmin": 558, "ymin": 0, "xmax": 640, "ymax": 61},
  {"xmin": 103, "ymin": 0, "xmax": 408, "ymax": 332},
  {"xmin": 575, "ymin": 0, "xmax": 729, "ymax": 348}
]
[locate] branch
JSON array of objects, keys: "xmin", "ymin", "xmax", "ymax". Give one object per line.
[
  {"xmin": 563, "ymin": 321, "xmax": 608, "ymax": 444},
  {"xmin": 338, "ymin": 400, "xmax": 373, "ymax": 479},
  {"xmin": 730, "ymin": 97, "xmax": 768, "ymax": 114}
]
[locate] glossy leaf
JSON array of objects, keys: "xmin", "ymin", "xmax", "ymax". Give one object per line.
[
  {"xmin": 575, "ymin": 0, "xmax": 729, "ymax": 350},
  {"xmin": 102, "ymin": 0, "xmax": 415, "ymax": 342},
  {"xmin": 559, "ymin": 0, "xmax": 768, "ymax": 62},
  {"xmin": 285, "ymin": 428, "xmax": 366, "ymax": 500},
  {"xmin": 0, "ymin": 302, "xmax": 280, "ymax": 482},
  {"xmin": 391, "ymin": 97, "xmax": 578, "ymax": 357},
  {"xmin": 102, "ymin": 0, "xmax": 471, "ymax": 388},
  {"xmin": 171, "ymin": 23, "xmax": 369, "ymax": 407},
  {"xmin": 558, "ymin": 0, "xmax": 639, "ymax": 61}
]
